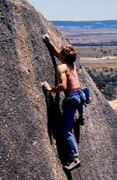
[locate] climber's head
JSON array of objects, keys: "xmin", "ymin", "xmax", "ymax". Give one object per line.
[{"xmin": 60, "ymin": 45, "xmax": 77, "ymax": 64}]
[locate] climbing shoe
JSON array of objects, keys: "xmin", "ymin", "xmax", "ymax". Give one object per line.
[{"xmin": 63, "ymin": 157, "xmax": 81, "ymax": 171}]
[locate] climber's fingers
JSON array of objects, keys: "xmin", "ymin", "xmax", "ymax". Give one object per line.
[
  {"xmin": 41, "ymin": 81, "xmax": 51, "ymax": 91},
  {"xmin": 43, "ymin": 34, "xmax": 50, "ymax": 43}
]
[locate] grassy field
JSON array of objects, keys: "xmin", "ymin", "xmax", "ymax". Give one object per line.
[
  {"xmin": 58, "ymin": 27, "xmax": 117, "ymax": 44},
  {"xmin": 58, "ymin": 27, "xmax": 117, "ymax": 57},
  {"xmin": 77, "ymin": 46, "xmax": 117, "ymax": 58}
]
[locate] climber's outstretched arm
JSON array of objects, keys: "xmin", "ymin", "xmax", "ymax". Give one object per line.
[{"xmin": 43, "ymin": 34, "xmax": 63, "ymax": 62}]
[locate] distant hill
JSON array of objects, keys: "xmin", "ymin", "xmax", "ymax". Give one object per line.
[{"xmin": 51, "ymin": 20, "xmax": 117, "ymax": 29}]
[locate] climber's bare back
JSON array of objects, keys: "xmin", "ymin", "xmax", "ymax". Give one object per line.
[{"xmin": 57, "ymin": 62, "xmax": 80, "ymax": 92}]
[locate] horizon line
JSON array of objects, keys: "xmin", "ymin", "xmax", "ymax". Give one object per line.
[{"xmin": 50, "ymin": 19, "xmax": 117, "ymax": 22}]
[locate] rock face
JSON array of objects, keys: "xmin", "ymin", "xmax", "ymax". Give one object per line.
[{"xmin": 0, "ymin": 0, "xmax": 116, "ymax": 180}]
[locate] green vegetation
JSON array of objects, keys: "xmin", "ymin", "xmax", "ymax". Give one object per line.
[{"xmin": 84, "ymin": 64, "xmax": 117, "ymax": 100}]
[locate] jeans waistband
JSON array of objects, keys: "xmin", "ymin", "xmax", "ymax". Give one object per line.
[{"xmin": 65, "ymin": 87, "xmax": 81, "ymax": 97}]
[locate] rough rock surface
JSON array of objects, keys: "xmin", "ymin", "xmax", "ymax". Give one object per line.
[{"xmin": 0, "ymin": 0, "xmax": 117, "ymax": 180}]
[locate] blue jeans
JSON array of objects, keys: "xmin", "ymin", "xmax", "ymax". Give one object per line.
[
  {"xmin": 61, "ymin": 104, "xmax": 78, "ymax": 155},
  {"xmin": 61, "ymin": 89, "xmax": 89, "ymax": 156}
]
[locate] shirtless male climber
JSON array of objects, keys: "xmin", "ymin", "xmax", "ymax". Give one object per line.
[{"xmin": 42, "ymin": 34, "xmax": 91, "ymax": 171}]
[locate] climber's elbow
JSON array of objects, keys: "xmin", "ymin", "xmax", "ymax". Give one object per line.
[
  {"xmin": 50, "ymin": 83, "xmax": 66, "ymax": 93},
  {"xmin": 57, "ymin": 83, "xmax": 66, "ymax": 92}
]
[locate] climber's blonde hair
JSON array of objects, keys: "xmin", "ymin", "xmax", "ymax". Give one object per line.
[{"xmin": 60, "ymin": 45, "xmax": 77, "ymax": 64}]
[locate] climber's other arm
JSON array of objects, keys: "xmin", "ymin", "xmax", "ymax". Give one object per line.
[
  {"xmin": 42, "ymin": 64, "xmax": 67, "ymax": 93},
  {"xmin": 43, "ymin": 34, "xmax": 63, "ymax": 62}
]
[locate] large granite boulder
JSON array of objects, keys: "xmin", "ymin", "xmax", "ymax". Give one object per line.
[{"xmin": 0, "ymin": 0, "xmax": 116, "ymax": 179}]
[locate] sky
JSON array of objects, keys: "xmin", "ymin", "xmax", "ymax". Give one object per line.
[{"xmin": 27, "ymin": 0, "xmax": 117, "ymax": 21}]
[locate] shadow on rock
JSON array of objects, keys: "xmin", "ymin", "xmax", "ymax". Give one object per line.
[
  {"xmin": 42, "ymin": 88, "xmax": 66, "ymax": 160},
  {"xmin": 42, "ymin": 87, "xmax": 73, "ymax": 179}
]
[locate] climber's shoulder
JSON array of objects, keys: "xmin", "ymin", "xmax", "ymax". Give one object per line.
[{"xmin": 57, "ymin": 64, "xmax": 67, "ymax": 73}]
